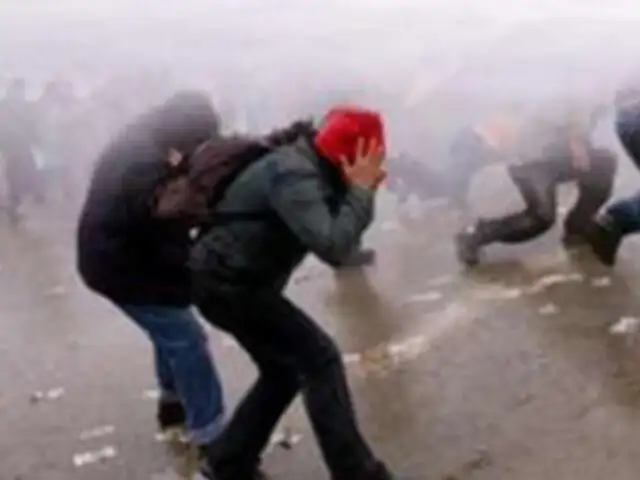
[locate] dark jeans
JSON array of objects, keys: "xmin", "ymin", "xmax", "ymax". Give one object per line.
[
  {"xmin": 474, "ymin": 148, "xmax": 617, "ymax": 245},
  {"xmin": 196, "ymin": 289, "xmax": 382, "ymax": 480}
]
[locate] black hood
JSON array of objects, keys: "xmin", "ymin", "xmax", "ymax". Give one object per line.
[{"xmin": 145, "ymin": 90, "xmax": 221, "ymax": 155}]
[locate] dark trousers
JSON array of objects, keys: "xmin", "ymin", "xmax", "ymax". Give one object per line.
[
  {"xmin": 196, "ymin": 289, "xmax": 382, "ymax": 480},
  {"xmin": 475, "ymin": 148, "xmax": 617, "ymax": 245}
]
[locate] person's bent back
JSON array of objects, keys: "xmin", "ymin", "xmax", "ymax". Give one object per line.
[
  {"xmin": 192, "ymin": 106, "xmax": 398, "ymax": 480},
  {"xmin": 76, "ymin": 91, "xmax": 226, "ymax": 453},
  {"xmin": 191, "ymin": 108, "xmax": 385, "ymax": 296}
]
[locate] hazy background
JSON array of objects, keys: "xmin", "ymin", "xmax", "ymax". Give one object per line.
[{"xmin": 1, "ymin": 0, "xmax": 639, "ymax": 153}]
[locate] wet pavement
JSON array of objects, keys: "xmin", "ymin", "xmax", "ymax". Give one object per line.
[{"xmin": 4, "ymin": 168, "xmax": 640, "ymax": 480}]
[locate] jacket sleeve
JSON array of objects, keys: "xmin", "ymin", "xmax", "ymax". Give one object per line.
[{"xmin": 264, "ymin": 152, "xmax": 375, "ymax": 266}]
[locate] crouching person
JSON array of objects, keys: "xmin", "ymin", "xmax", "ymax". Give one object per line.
[
  {"xmin": 190, "ymin": 106, "xmax": 397, "ymax": 480},
  {"xmin": 454, "ymin": 108, "xmax": 617, "ymax": 266},
  {"xmin": 76, "ymin": 92, "xmax": 225, "ymax": 445}
]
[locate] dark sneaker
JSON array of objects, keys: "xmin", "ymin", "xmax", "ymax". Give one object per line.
[
  {"xmin": 200, "ymin": 442, "xmax": 269, "ymax": 480},
  {"xmin": 455, "ymin": 230, "xmax": 481, "ymax": 267},
  {"xmin": 157, "ymin": 399, "xmax": 186, "ymax": 430},
  {"xmin": 586, "ymin": 217, "xmax": 623, "ymax": 266}
]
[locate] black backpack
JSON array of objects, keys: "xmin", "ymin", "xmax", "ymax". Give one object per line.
[{"xmin": 153, "ymin": 120, "xmax": 314, "ymax": 224}]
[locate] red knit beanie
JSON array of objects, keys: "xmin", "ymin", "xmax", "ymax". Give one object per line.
[{"xmin": 314, "ymin": 105, "xmax": 385, "ymax": 166}]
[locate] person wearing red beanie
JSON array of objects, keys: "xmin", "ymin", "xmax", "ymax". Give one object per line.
[
  {"xmin": 315, "ymin": 105, "xmax": 386, "ymax": 168},
  {"xmin": 313, "ymin": 105, "xmax": 386, "ymax": 268},
  {"xmin": 192, "ymin": 105, "xmax": 399, "ymax": 480}
]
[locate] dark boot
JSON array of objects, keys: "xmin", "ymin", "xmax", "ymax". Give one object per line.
[
  {"xmin": 585, "ymin": 214, "xmax": 623, "ymax": 266},
  {"xmin": 200, "ymin": 461, "xmax": 270, "ymax": 480},
  {"xmin": 157, "ymin": 399, "xmax": 186, "ymax": 430},
  {"xmin": 200, "ymin": 442, "xmax": 269, "ymax": 480}
]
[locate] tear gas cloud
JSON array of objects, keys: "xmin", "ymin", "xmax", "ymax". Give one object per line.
[{"xmin": 0, "ymin": 0, "xmax": 638, "ymax": 168}]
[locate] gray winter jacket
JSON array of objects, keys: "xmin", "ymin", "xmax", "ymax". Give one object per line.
[{"xmin": 190, "ymin": 137, "xmax": 374, "ymax": 296}]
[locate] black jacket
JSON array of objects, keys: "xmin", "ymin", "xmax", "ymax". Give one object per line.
[{"xmin": 77, "ymin": 92, "xmax": 218, "ymax": 306}]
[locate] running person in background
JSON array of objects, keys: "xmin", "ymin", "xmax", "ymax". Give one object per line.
[{"xmin": 454, "ymin": 105, "xmax": 617, "ymax": 266}]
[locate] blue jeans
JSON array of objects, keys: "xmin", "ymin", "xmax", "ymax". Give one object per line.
[
  {"xmin": 607, "ymin": 191, "xmax": 640, "ymax": 235},
  {"xmin": 119, "ymin": 304, "xmax": 225, "ymax": 445}
]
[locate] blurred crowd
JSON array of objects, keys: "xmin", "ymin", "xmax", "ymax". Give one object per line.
[{"xmin": 0, "ymin": 74, "xmax": 176, "ymax": 223}]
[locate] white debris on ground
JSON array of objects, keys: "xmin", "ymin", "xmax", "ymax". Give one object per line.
[
  {"xmin": 31, "ymin": 387, "xmax": 65, "ymax": 403},
  {"xmin": 387, "ymin": 335, "xmax": 427, "ymax": 363},
  {"xmin": 73, "ymin": 445, "xmax": 118, "ymax": 467},
  {"xmin": 345, "ymin": 333, "xmax": 430, "ymax": 379},
  {"xmin": 610, "ymin": 317, "xmax": 640, "ymax": 336},
  {"xmin": 538, "ymin": 303, "xmax": 560, "ymax": 316},
  {"xmin": 526, "ymin": 273, "xmax": 584, "ymax": 294},
  {"xmin": 474, "ymin": 285, "xmax": 523, "ymax": 301},
  {"xmin": 590, "ymin": 276, "xmax": 613, "ymax": 288},
  {"xmin": 267, "ymin": 427, "xmax": 303, "ymax": 452},
  {"xmin": 154, "ymin": 428, "xmax": 189, "ymax": 444},
  {"xmin": 79, "ymin": 425, "xmax": 116, "ymax": 441},
  {"xmin": 342, "ymin": 352, "xmax": 363, "ymax": 365}
]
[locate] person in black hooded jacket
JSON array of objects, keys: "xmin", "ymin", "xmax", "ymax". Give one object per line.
[{"xmin": 76, "ymin": 91, "xmax": 226, "ymax": 448}]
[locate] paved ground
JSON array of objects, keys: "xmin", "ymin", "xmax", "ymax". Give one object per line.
[{"xmin": 3, "ymin": 163, "xmax": 640, "ymax": 480}]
